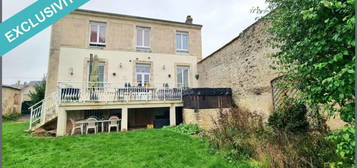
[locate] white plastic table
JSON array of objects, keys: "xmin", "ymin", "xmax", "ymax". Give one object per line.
[{"xmin": 76, "ymin": 119, "xmax": 121, "ymax": 133}]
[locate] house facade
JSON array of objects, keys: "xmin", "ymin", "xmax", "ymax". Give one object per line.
[{"xmin": 31, "ymin": 9, "xmax": 203, "ymax": 136}]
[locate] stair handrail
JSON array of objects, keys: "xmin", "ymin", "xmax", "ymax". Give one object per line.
[{"xmin": 28, "ymin": 92, "xmax": 58, "ymax": 130}]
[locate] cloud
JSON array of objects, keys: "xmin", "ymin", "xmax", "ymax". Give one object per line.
[{"xmin": 2, "ymin": 0, "xmax": 267, "ymax": 84}]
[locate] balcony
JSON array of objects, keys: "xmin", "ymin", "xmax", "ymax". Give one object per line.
[{"xmin": 57, "ymin": 82, "xmax": 183, "ymax": 103}]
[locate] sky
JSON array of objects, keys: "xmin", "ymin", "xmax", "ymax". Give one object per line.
[{"xmin": 3, "ymin": 0, "xmax": 267, "ymax": 85}]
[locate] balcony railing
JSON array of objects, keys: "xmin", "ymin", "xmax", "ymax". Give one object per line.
[{"xmin": 57, "ymin": 82, "xmax": 183, "ymax": 103}]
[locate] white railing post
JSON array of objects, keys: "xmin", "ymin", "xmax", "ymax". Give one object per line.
[
  {"xmin": 180, "ymin": 88, "xmax": 183, "ymax": 101},
  {"xmin": 29, "ymin": 107, "xmax": 33, "ymax": 130}
]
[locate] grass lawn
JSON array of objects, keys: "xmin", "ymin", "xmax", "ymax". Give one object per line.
[{"xmin": 3, "ymin": 122, "xmax": 254, "ymax": 168}]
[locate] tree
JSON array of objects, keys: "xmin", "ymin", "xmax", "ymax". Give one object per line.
[
  {"xmin": 262, "ymin": 1, "xmax": 355, "ymax": 166},
  {"xmin": 265, "ymin": 0, "xmax": 355, "ymax": 123},
  {"xmin": 28, "ymin": 78, "xmax": 46, "ymax": 106}
]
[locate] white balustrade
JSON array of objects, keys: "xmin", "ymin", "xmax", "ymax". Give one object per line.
[
  {"xmin": 57, "ymin": 81, "xmax": 183, "ymax": 103},
  {"xmin": 29, "ymin": 92, "xmax": 58, "ymax": 130}
]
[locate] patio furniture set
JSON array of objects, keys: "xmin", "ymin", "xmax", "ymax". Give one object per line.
[{"xmin": 70, "ymin": 116, "xmax": 121, "ymax": 135}]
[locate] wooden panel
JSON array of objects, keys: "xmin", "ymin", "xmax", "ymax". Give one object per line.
[{"xmin": 183, "ymin": 95, "xmax": 232, "ymax": 109}]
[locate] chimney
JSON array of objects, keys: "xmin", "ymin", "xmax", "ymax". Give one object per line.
[{"xmin": 185, "ymin": 15, "xmax": 193, "ymax": 24}]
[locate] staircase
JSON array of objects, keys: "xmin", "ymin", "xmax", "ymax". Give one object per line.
[{"xmin": 29, "ymin": 92, "xmax": 59, "ymax": 131}]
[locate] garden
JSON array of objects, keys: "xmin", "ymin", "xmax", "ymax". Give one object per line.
[{"xmin": 3, "ymin": 122, "xmax": 257, "ymax": 168}]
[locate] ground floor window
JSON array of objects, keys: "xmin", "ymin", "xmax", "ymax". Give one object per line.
[
  {"xmin": 87, "ymin": 62, "xmax": 105, "ymax": 88},
  {"xmin": 136, "ymin": 64, "xmax": 151, "ymax": 87},
  {"xmin": 176, "ymin": 66, "xmax": 189, "ymax": 88}
]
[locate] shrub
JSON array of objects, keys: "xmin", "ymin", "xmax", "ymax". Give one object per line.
[
  {"xmin": 260, "ymin": 131, "xmax": 337, "ymax": 167},
  {"xmin": 3, "ymin": 113, "xmax": 21, "ymax": 121},
  {"xmin": 205, "ymin": 108, "xmax": 263, "ymax": 160},
  {"xmin": 268, "ymin": 103, "xmax": 309, "ymax": 133},
  {"xmin": 326, "ymin": 126, "xmax": 355, "ymax": 168},
  {"xmin": 205, "ymin": 108, "xmax": 337, "ymax": 167},
  {"xmin": 162, "ymin": 124, "xmax": 201, "ymax": 135}
]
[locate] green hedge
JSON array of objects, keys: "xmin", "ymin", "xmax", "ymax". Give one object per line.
[{"xmin": 268, "ymin": 103, "xmax": 309, "ymax": 133}]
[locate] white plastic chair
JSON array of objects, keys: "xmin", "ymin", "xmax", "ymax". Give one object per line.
[
  {"xmin": 108, "ymin": 116, "xmax": 120, "ymax": 132},
  {"xmin": 70, "ymin": 119, "xmax": 83, "ymax": 135},
  {"xmin": 86, "ymin": 118, "xmax": 98, "ymax": 134}
]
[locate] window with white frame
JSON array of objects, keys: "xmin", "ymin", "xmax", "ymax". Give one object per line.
[
  {"xmin": 176, "ymin": 31, "xmax": 189, "ymax": 52},
  {"xmin": 89, "ymin": 22, "xmax": 106, "ymax": 47},
  {"xmin": 87, "ymin": 62, "xmax": 105, "ymax": 87},
  {"xmin": 136, "ymin": 27, "xmax": 150, "ymax": 49},
  {"xmin": 136, "ymin": 64, "xmax": 151, "ymax": 87},
  {"xmin": 176, "ymin": 66, "xmax": 189, "ymax": 88}
]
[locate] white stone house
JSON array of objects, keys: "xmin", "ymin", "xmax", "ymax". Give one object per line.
[{"xmin": 29, "ymin": 9, "xmax": 202, "ymax": 136}]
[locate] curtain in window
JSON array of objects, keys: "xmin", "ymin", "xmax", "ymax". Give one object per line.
[
  {"xmin": 99, "ymin": 25, "xmax": 106, "ymax": 43},
  {"xmin": 176, "ymin": 32, "xmax": 188, "ymax": 51},
  {"xmin": 136, "ymin": 64, "xmax": 151, "ymax": 86},
  {"xmin": 176, "ymin": 34, "xmax": 181, "ymax": 49},
  {"xmin": 182, "ymin": 34, "xmax": 188, "ymax": 50},
  {"xmin": 90, "ymin": 22, "xmax": 106, "ymax": 44},
  {"xmin": 90, "ymin": 24, "xmax": 98, "ymax": 43},
  {"xmin": 144, "ymin": 29, "xmax": 150, "ymax": 47},
  {"xmin": 137, "ymin": 27, "xmax": 150, "ymax": 48},
  {"xmin": 137, "ymin": 29, "xmax": 143, "ymax": 47}
]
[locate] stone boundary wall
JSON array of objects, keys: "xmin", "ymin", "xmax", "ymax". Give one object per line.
[
  {"xmin": 183, "ymin": 108, "xmax": 230, "ymax": 130},
  {"xmin": 197, "ymin": 18, "xmax": 278, "ymax": 119}
]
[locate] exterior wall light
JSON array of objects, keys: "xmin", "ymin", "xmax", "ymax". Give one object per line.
[
  {"xmin": 69, "ymin": 67, "xmax": 74, "ymax": 76},
  {"xmin": 195, "ymin": 74, "xmax": 200, "ymax": 80}
]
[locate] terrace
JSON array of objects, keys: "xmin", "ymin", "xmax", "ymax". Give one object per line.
[{"xmin": 57, "ymin": 81, "xmax": 184, "ymax": 103}]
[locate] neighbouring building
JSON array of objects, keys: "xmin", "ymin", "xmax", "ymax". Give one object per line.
[
  {"xmin": 31, "ymin": 9, "xmax": 203, "ymax": 136},
  {"xmin": 20, "ymin": 81, "xmax": 41, "ymax": 102},
  {"xmin": 2, "ymin": 85, "xmax": 22, "ymax": 116}
]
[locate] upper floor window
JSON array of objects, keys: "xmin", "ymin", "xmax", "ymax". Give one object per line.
[
  {"xmin": 136, "ymin": 27, "xmax": 150, "ymax": 50},
  {"xmin": 176, "ymin": 31, "xmax": 189, "ymax": 52},
  {"xmin": 90, "ymin": 22, "xmax": 106, "ymax": 47}
]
